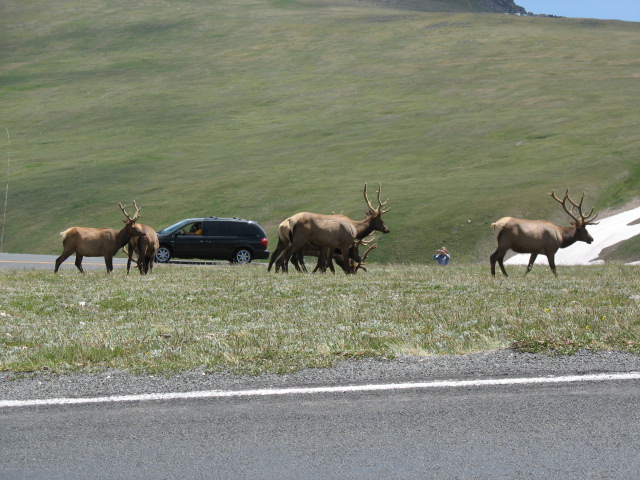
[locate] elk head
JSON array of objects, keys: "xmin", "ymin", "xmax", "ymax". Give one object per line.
[
  {"xmin": 353, "ymin": 236, "xmax": 378, "ymax": 272},
  {"xmin": 363, "ymin": 183, "xmax": 390, "ymax": 234},
  {"xmin": 548, "ymin": 190, "xmax": 599, "ymax": 243},
  {"xmin": 119, "ymin": 201, "xmax": 145, "ymax": 236}
]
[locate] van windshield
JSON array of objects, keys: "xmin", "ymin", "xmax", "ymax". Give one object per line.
[{"xmin": 157, "ymin": 220, "xmax": 195, "ymax": 235}]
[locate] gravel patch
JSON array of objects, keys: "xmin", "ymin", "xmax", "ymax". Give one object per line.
[{"xmin": 2, "ymin": 350, "xmax": 639, "ymax": 401}]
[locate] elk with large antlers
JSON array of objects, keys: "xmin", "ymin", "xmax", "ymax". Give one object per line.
[
  {"xmin": 490, "ymin": 190, "xmax": 599, "ymax": 276},
  {"xmin": 279, "ymin": 183, "xmax": 390, "ymax": 274},
  {"xmin": 54, "ymin": 202, "xmax": 146, "ymax": 274}
]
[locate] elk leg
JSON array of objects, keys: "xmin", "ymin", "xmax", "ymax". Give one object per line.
[
  {"xmin": 525, "ymin": 254, "xmax": 538, "ymax": 274},
  {"xmin": 296, "ymin": 248, "xmax": 307, "ymax": 273},
  {"xmin": 313, "ymin": 248, "xmax": 329, "ymax": 273},
  {"xmin": 54, "ymin": 252, "xmax": 72, "ymax": 273},
  {"xmin": 137, "ymin": 248, "xmax": 145, "ymax": 275},
  {"xmin": 267, "ymin": 241, "xmax": 284, "ymax": 272},
  {"xmin": 275, "ymin": 256, "xmax": 285, "ymax": 273},
  {"xmin": 497, "ymin": 257, "xmax": 508, "ymax": 277},
  {"xmin": 341, "ymin": 247, "xmax": 354, "ymax": 274},
  {"xmin": 490, "ymin": 250, "xmax": 501, "ymax": 276},
  {"xmin": 146, "ymin": 255, "xmax": 154, "ymax": 274},
  {"xmin": 104, "ymin": 256, "xmax": 113, "ymax": 273},
  {"xmin": 290, "ymin": 252, "xmax": 301, "ymax": 272},
  {"xmin": 126, "ymin": 251, "xmax": 134, "ymax": 275},
  {"xmin": 547, "ymin": 254, "xmax": 558, "ymax": 276},
  {"xmin": 74, "ymin": 255, "xmax": 85, "ymax": 274},
  {"xmin": 490, "ymin": 247, "xmax": 509, "ymax": 277},
  {"xmin": 327, "ymin": 256, "xmax": 336, "ymax": 274},
  {"xmin": 280, "ymin": 245, "xmax": 296, "ymax": 273}
]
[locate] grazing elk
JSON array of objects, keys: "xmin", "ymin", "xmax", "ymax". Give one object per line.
[
  {"xmin": 54, "ymin": 202, "xmax": 146, "ymax": 274},
  {"xmin": 125, "ymin": 202, "xmax": 159, "ymax": 275},
  {"xmin": 280, "ymin": 183, "xmax": 390, "ymax": 274},
  {"xmin": 490, "ymin": 190, "xmax": 599, "ymax": 276},
  {"xmin": 312, "ymin": 237, "xmax": 378, "ymax": 274},
  {"xmin": 267, "ymin": 213, "xmax": 346, "ymax": 273}
]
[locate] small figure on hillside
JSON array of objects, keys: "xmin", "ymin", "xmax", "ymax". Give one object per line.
[{"xmin": 433, "ymin": 246, "xmax": 450, "ymax": 266}]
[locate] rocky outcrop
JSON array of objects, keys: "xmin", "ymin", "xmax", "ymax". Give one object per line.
[{"xmin": 475, "ymin": 0, "xmax": 526, "ymax": 14}]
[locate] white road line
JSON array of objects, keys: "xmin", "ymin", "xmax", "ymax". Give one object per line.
[{"xmin": 2, "ymin": 372, "xmax": 640, "ymax": 409}]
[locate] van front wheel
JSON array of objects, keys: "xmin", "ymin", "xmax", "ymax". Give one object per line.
[{"xmin": 233, "ymin": 249, "xmax": 252, "ymax": 264}]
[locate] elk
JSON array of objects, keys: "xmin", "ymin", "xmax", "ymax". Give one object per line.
[
  {"xmin": 125, "ymin": 202, "xmax": 159, "ymax": 275},
  {"xmin": 490, "ymin": 190, "xmax": 599, "ymax": 276},
  {"xmin": 267, "ymin": 212, "xmax": 340, "ymax": 273},
  {"xmin": 267, "ymin": 221, "xmax": 346, "ymax": 273},
  {"xmin": 312, "ymin": 237, "xmax": 378, "ymax": 274},
  {"xmin": 54, "ymin": 202, "xmax": 146, "ymax": 274},
  {"xmin": 280, "ymin": 183, "xmax": 390, "ymax": 274},
  {"xmin": 267, "ymin": 213, "xmax": 309, "ymax": 273},
  {"xmin": 126, "ymin": 224, "xmax": 159, "ymax": 275}
]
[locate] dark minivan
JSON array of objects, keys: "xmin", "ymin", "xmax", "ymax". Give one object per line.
[{"xmin": 155, "ymin": 217, "xmax": 269, "ymax": 264}]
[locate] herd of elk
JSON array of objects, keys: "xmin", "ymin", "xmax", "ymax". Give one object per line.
[
  {"xmin": 271, "ymin": 184, "xmax": 390, "ymax": 275},
  {"xmin": 490, "ymin": 189, "xmax": 599, "ymax": 276},
  {"xmin": 52, "ymin": 186, "xmax": 601, "ymax": 278},
  {"xmin": 54, "ymin": 202, "xmax": 146, "ymax": 274}
]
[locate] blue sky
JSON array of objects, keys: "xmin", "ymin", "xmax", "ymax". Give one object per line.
[{"xmin": 516, "ymin": 1, "xmax": 640, "ymax": 22}]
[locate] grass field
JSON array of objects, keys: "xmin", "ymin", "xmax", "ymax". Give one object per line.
[
  {"xmin": 1, "ymin": 264, "xmax": 639, "ymax": 375},
  {"xmin": 2, "ymin": 0, "xmax": 639, "ymax": 263}
]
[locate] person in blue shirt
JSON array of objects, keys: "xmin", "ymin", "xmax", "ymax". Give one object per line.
[{"xmin": 433, "ymin": 247, "xmax": 450, "ymax": 266}]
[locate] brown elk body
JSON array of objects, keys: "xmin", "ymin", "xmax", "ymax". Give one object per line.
[
  {"xmin": 267, "ymin": 218, "xmax": 344, "ymax": 273},
  {"xmin": 54, "ymin": 203, "xmax": 146, "ymax": 274},
  {"xmin": 267, "ymin": 213, "xmax": 309, "ymax": 273},
  {"xmin": 490, "ymin": 190, "xmax": 599, "ymax": 276},
  {"xmin": 126, "ymin": 224, "xmax": 159, "ymax": 275},
  {"xmin": 280, "ymin": 184, "xmax": 390, "ymax": 274}
]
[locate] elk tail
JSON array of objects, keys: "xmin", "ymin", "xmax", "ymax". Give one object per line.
[
  {"xmin": 287, "ymin": 218, "xmax": 296, "ymax": 243},
  {"xmin": 491, "ymin": 218, "xmax": 509, "ymax": 237},
  {"xmin": 59, "ymin": 228, "xmax": 76, "ymax": 241}
]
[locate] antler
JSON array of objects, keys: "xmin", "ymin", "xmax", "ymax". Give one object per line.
[
  {"xmin": 353, "ymin": 237, "xmax": 378, "ymax": 272},
  {"xmin": 548, "ymin": 190, "xmax": 599, "ymax": 225},
  {"xmin": 119, "ymin": 201, "xmax": 141, "ymax": 223},
  {"xmin": 363, "ymin": 183, "xmax": 390, "ymax": 214}
]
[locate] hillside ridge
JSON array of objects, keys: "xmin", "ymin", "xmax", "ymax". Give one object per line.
[{"xmin": 359, "ymin": 0, "xmax": 526, "ymax": 14}]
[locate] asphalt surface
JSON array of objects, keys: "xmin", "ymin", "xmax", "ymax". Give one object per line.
[
  {"xmin": 2, "ymin": 377, "xmax": 639, "ymax": 480},
  {"xmin": 0, "ymin": 252, "xmax": 230, "ymax": 271}
]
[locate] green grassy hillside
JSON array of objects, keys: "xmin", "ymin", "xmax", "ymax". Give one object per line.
[{"xmin": 2, "ymin": 0, "xmax": 639, "ymax": 263}]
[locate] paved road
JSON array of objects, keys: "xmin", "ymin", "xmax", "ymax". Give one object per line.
[
  {"xmin": 2, "ymin": 352, "xmax": 640, "ymax": 479},
  {"xmin": 0, "ymin": 252, "xmax": 130, "ymax": 271},
  {"xmin": 0, "ymin": 253, "xmax": 252, "ymax": 271},
  {"xmin": 2, "ymin": 376, "xmax": 639, "ymax": 479}
]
